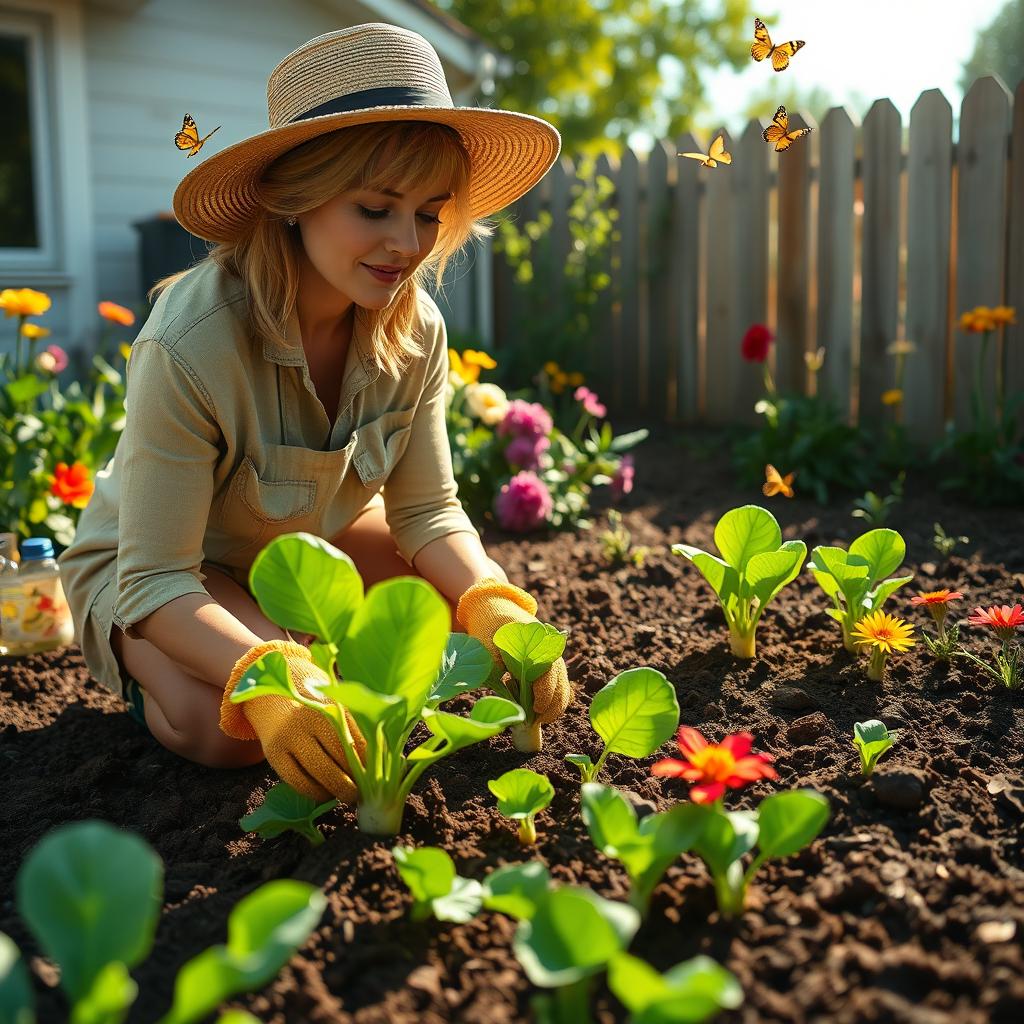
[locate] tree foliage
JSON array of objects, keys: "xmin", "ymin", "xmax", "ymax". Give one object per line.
[
  {"xmin": 434, "ymin": 0, "xmax": 756, "ymax": 155},
  {"xmin": 960, "ymin": 0, "xmax": 1024, "ymax": 94}
]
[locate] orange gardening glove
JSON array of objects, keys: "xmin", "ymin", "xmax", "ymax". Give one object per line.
[
  {"xmin": 219, "ymin": 639, "xmax": 366, "ymax": 805},
  {"xmin": 456, "ymin": 578, "xmax": 572, "ymax": 727}
]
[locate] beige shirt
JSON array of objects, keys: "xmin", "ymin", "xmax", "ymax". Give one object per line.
[{"xmin": 57, "ymin": 258, "xmax": 479, "ymax": 648}]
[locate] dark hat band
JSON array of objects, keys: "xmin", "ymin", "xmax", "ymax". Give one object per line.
[{"xmin": 289, "ymin": 85, "xmax": 453, "ymax": 123}]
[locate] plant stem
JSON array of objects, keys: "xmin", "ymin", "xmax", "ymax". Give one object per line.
[
  {"xmin": 518, "ymin": 818, "xmax": 537, "ymax": 846},
  {"xmin": 866, "ymin": 646, "xmax": 887, "ymax": 682},
  {"xmin": 356, "ymin": 797, "xmax": 405, "ymax": 836},
  {"xmin": 511, "ymin": 719, "xmax": 543, "ymax": 752},
  {"xmin": 729, "ymin": 629, "xmax": 756, "ymax": 659}
]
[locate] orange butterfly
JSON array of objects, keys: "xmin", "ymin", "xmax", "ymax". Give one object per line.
[
  {"xmin": 750, "ymin": 17, "xmax": 806, "ymax": 72},
  {"xmin": 762, "ymin": 105, "xmax": 813, "ymax": 153},
  {"xmin": 174, "ymin": 113, "xmax": 221, "ymax": 158},
  {"xmin": 679, "ymin": 134, "xmax": 732, "ymax": 168},
  {"xmin": 763, "ymin": 464, "xmax": 795, "ymax": 498}
]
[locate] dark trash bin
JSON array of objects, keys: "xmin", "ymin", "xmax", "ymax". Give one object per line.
[{"xmin": 133, "ymin": 213, "xmax": 211, "ymax": 303}]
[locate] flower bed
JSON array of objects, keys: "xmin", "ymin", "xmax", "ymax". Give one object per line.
[{"xmin": 2, "ymin": 427, "xmax": 1023, "ymax": 1023}]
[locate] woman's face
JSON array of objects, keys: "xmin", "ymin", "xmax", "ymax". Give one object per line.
[{"xmin": 296, "ymin": 179, "xmax": 452, "ymax": 310}]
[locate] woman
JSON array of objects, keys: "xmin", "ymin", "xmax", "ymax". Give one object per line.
[{"xmin": 57, "ymin": 22, "xmax": 570, "ymax": 802}]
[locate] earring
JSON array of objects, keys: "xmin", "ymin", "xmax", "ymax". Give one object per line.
[{"xmin": 286, "ymin": 216, "xmax": 297, "ymax": 226}]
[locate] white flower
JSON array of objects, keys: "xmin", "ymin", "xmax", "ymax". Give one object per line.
[{"xmin": 464, "ymin": 382, "xmax": 509, "ymax": 426}]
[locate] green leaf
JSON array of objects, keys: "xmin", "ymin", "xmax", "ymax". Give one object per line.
[
  {"xmin": 866, "ymin": 575, "xmax": 914, "ymax": 610},
  {"xmin": 713, "ymin": 506, "xmax": 781, "ymax": 573},
  {"xmin": 493, "ymin": 621, "xmax": 567, "ymax": 685},
  {"xmin": 590, "ymin": 668, "xmax": 680, "ymax": 759},
  {"xmin": 608, "ymin": 951, "xmax": 744, "ymax": 1023},
  {"xmin": 849, "ymin": 528, "xmax": 906, "ymax": 584},
  {"xmin": 581, "ymin": 784, "xmax": 641, "ymax": 853},
  {"xmin": 0, "ymin": 932, "xmax": 36, "ymax": 1024},
  {"xmin": 671, "ymin": 547, "xmax": 740, "ymax": 607},
  {"xmin": 482, "ymin": 862, "xmax": 551, "ymax": 920},
  {"xmin": 337, "ymin": 577, "xmax": 450, "ymax": 710},
  {"xmin": 564, "ymin": 753, "xmax": 595, "ymax": 781},
  {"xmin": 392, "ymin": 847, "xmax": 482, "ymax": 923},
  {"xmin": 427, "ymin": 634, "xmax": 494, "ymax": 707},
  {"xmin": 755, "ymin": 791, "xmax": 830, "ymax": 859},
  {"xmin": 609, "ymin": 428, "xmax": 650, "ymax": 451},
  {"xmin": 238, "ymin": 782, "xmax": 338, "ymax": 847},
  {"xmin": 418, "ymin": 696, "xmax": 524, "ymax": 756},
  {"xmin": 71, "ymin": 960, "xmax": 137, "ymax": 1024},
  {"xmin": 853, "ymin": 720, "xmax": 896, "ymax": 776},
  {"xmin": 512, "ymin": 887, "xmax": 640, "ymax": 988},
  {"xmin": 693, "ymin": 808, "xmax": 758, "ymax": 877},
  {"xmin": 744, "ymin": 542, "xmax": 807, "ymax": 608},
  {"xmin": 162, "ymin": 881, "xmax": 326, "ymax": 1024},
  {"xmin": 230, "ymin": 651, "xmax": 298, "ymax": 705},
  {"xmin": 488, "ymin": 769, "xmax": 555, "ymax": 820},
  {"xmin": 320, "ymin": 680, "xmax": 410, "ymax": 751},
  {"xmin": 15, "ymin": 820, "xmax": 163, "ymax": 1004},
  {"xmin": 248, "ymin": 532, "xmax": 364, "ymax": 644}
]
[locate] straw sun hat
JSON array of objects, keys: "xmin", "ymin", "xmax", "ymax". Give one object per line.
[{"xmin": 172, "ymin": 22, "xmax": 562, "ymax": 243}]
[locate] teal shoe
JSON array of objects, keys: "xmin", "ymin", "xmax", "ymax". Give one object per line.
[{"xmin": 123, "ymin": 675, "xmax": 150, "ymax": 731}]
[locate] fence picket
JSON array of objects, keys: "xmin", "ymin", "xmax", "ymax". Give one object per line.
[
  {"xmin": 646, "ymin": 140, "xmax": 674, "ymax": 419},
  {"xmin": 1005, "ymin": 79, "xmax": 1024, "ymax": 416},
  {"xmin": 859, "ymin": 99, "xmax": 902, "ymax": 424},
  {"xmin": 817, "ymin": 106, "xmax": 857, "ymax": 419},
  {"xmin": 616, "ymin": 147, "xmax": 641, "ymax": 411},
  {"xmin": 672, "ymin": 132, "xmax": 701, "ymax": 422},
  {"xmin": 954, "ymin": 76, "xmax": 1012, "ymax": 427},
  {"xmin": 591, "ymin": 152, "xmax": 619, "ymax": 400},
  {"xmin": 905, "ymin": 89, "xmax": 953, "ymax": 442}
]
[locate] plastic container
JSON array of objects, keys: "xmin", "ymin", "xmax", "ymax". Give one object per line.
[{"xmin": 0, "ymin": 537, "xmax": 75, "ymax": 656}]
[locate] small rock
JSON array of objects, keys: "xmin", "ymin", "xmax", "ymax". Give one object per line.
[
  {"xmin": 872, "ymin": 768, "xmax": 927, "ymax": 810},
  {"xmin": 634, "ymin": 625, "xmax": 657, "ymax": 648},
  {"xmin": 976, "ymin": 920, "xmax": 1017, "ymax": 944},
  {"xmin": 786, "ymin": 712, "xmax": 830, "ymax": 746},
  {"xmin": 771, "ymin": 686, "xmax": 819, "ymax": 711},
  {"xmin": 527, "ymin": 559, "xmax": 547, "ymax": 571},
  {"xmin": 620, "ymin": 789, "xmax": 658, "ymax": 819}
]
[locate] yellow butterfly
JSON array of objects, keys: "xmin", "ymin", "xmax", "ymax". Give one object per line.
[
  {"xmin": 762, "ymin": 106, "xmax": 813, "ymax": 153},
  {"xmin": 678, "ymin": 134, "xmax": 733, "ymax": 168},
  {"xmin": 763, "ymin": 464, "xmax": 795, "ymax": 498},
  {"xmin": 174, "ymin": 113, "xmax": 221, "ymax": 158},
  {"xmin": 750, "ymin": 17, "xmax": 806, "ymax": 72}
]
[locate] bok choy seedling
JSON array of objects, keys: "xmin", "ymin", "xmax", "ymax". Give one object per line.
[
  {"xmin": 671, "ymin": 505, "xmax": 806, "ymax": 659},
  {"xmin": 238, "ymin": 781, "xmax": 337, "ymax": 846},
  {"xmin": 392, "ymin": 846, "xmax": 483, "ymax": 923},
  {"xmin": 488, "ymin": 768, "xmax": 555, "ymax": 845},
  {"xmin": 229, "ymin": 533, "xmax": 524, "ymax": 835}
]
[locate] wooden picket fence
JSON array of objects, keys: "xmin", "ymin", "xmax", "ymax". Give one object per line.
[{"xmin": 490, "ymin": 76, "xmax": 1024, "ymax": 441}]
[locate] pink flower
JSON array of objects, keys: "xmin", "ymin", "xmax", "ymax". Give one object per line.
[
  {"xmin": 574, "ymin": 385, "xmax": 607, "ymax": 418},
  {"xmin": 505, "ymin": 434, "xmax": 551, "ymax": 470},
  {"xmin": 741, "ymin": 324, "xmax": 774, "ymax": 363},
  {"xmin": 494, "ymin": 471, "xmax": 553, "ymax": 532},
  {"xmin": 611, "ymin": 454, "xmax": 635, "ymax": 499},
  {"xmin": 498, "ymin": 399, "xmax": 553, "ymax": 441},
  {"xmin": 33, "ymin": 344, "xmax": 69, "ymax": 375}
]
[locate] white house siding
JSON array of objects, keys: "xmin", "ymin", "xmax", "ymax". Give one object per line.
[{"xmin": 83, "ymin": 0, "xmax": 485, "ymax": 343}]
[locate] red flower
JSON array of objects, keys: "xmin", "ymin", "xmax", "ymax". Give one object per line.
[
  {"xmin": 968, "ymin": 604, "xmax": 1024, "ymax": 644},
  {"xmin": 49, "ymin": 461, "xmax": 94, "ymax": 509},
  {"xmin": 741, "ymin": 324, "xmax": 774, "ymax": 363},
  {"xmin": 651, "ymin": 726, "xmax": 777, "ymax": 804}
]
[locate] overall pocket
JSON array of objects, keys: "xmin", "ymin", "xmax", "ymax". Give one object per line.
[{"xmin": 352, "ymin": 407, "xmax": 416, "ymax": 489}]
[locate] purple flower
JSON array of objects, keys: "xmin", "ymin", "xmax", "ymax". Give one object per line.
[
  {"xmin": 495, "ymin": 471, "xmax": 553, "ymax": 532},
  {"xmin": 611, "ymin": 454, "xmax": 635, "ymax": 500},
  {"xmin": 505, "ymin": 434, "xmax": 550, "ymax": 470},
  {"xmin": 498, "ymin": 399, "xmax": 553, "ymax": 441},
  {"xmin": 574, "ymin": 385, "xmax": 607, "ymax": 418}
]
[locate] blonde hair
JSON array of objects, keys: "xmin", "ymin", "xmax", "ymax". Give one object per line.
[{"xmin": 150, "ymin": 121, "xmax": 492, "ymax": 377}]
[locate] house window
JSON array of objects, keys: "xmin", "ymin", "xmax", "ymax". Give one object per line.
[{"xmin": 0, "ymin": 31, "xmax": 38, "ymax": 248}]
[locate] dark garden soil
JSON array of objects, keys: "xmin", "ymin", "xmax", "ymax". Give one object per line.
[{"xmin": 3, "ymin": 424, "xmax": 1023, "ymax": 1024}]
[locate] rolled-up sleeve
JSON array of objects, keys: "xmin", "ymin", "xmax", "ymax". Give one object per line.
[
  {"xmin": 383, "ymin": 305, "xmax": 480, "ymax": 566},
  {"xmin": 111, "ymin": 339, "xmax": 220, "ymax": 639}
]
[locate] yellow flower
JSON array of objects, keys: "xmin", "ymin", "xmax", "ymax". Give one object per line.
[
  {"xmin": 0, "ymin": 288, "xmax": 51, "ymax": 318},
  {"xmin": 119, "ymin": 342, "xmax": 133, "ymax": 362},
  {"xmin": 448, "ymin": 347, "xmax": 496, "ymax": 385},
  {"xmin": 20, "ymin": 323, "xmax": 51, "ymax": 339},
  {"xmin": 804, "ymin": 346, "xmax": 826, "ymax": 372},
  {"xmin": 567, "ymin": 371, "xmax": 585, "ymax": 387},
  {"xmin": 881, "ymin": 388, "xmax": 903, "ymax": 406},
  {"xmin": 543, "ymin": 361, "xmax": 560, "ymax": 376},
  {"xmin": 551, "ymin": 371, "xmax": 570, "ymax": 395},
  {"xmin": 462, "ymin": 348, "xmax": 497, "ymax": 371},
  {"xmin": 886, "ymin": 339, "xmax": 916, "ymax": 356},
  {"xmin": 851, "ymin": 611, "xmax": 916, "ymax": 654},
  {"xmin": 990, "ymin": 305, "xmax": 1017, "ymax": 327},
  {"xmin": 464, "ymin": 382, "xmax": 509, "ymax": 425}
]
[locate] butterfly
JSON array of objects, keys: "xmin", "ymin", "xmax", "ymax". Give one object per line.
[
  {"xmin": 750, "ymin": 17, "xmax": 806, "ymax": 72},
  {"xmin": 678, "ymin": 134, "xmax": 732, "ymax": 168},
  {"xmin": 174, "ymin": 113, "xmax": 221, "ymax": 158},
  {"xmin": 763, "ymin": 464, "xmax": 795, "ymax": 498},
  {"xmin": 762, "ymin": 106, "xmax": 813, "ymax": 153}
]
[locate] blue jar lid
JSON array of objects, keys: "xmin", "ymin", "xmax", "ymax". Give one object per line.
[{"xmin": 21, "ymin": 538, "xmax": 55, "ymax": 560}]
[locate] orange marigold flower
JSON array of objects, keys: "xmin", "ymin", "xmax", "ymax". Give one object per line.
[
  {"xmin": 990, "ymin": 306, "xmax": 1017, "ymax": 327},
  {"xmin": 0, "ymin": 288, "xmax": 51, "ymax": 318},
  {"xmin": 959, "ymin": 307, "xmax": 997, "ymax": 333},
  {"xmin": 49, "ymin": 461, "xmax": 94, "ymax": 509},
  {"xmin": 651, "ymin": 726, "xmax": 777, "ymax": 804},
  {"xmin": 881, "ymin": 388, "xmax": 903, "ymax": 406},
  {"xmin": 910, "ymin": 590, "xmax": 963, "ymax": 606},
  {"xmin": 98, "ymin": 301, "xmax": 136, "ymax": 326}
]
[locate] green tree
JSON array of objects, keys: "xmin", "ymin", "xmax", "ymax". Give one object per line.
[
  {"xmin": 961, "ymin": 0, "xmax": 1024, "ymax": 94},
  {"xmin": 434, "ymin": 0, "xmax": 757, "ymax": 155}
]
